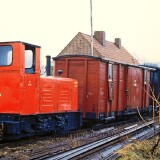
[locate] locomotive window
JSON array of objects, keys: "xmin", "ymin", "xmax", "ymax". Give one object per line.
[
  {"xmin": 0, "ymin": 46, "xmax": 12, "ymax": 66},
  {"xmin": 25, "ymin": 45, "xmax": 35, "ymax": 74},
  {"xmin": 108, "ymin": 64, "xmax": 113, "ymax": 81},
  {"xmin": 25, "ymin": 50, "xmax": 33, "ymax": 68}
]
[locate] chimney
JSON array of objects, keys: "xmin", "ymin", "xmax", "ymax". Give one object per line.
[
  {"xmin": 46, "ymin": 55, "xmax": 51, "ymax": 76},
  {"xmin": 94, "ymin": 31, "xmax": 106, "ymax": 47},
  {"xmin": 115, "ymin": 38, "xmax": 121, "ymax": 49}
]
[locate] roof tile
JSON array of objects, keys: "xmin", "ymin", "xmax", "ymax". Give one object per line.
[{"xmin": 58, "ymin": 32, "xmax": 139, "ymax": 65}]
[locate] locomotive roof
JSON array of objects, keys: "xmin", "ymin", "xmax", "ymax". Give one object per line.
[
  {"xmin": 0, "ymin": 41, "xmax": 41, "ymax": 48},
  {"xmin": 53, "ymin": 54, "xmax": 155, "ymax": 71}
]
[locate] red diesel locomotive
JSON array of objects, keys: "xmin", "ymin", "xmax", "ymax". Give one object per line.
[{"xmin": 0, "ymin": 41, "xmax": 81, "ymax": 139}]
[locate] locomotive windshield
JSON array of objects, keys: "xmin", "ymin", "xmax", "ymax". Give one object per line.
[{"xmin": 0, "ymin": 46, "xmax": 12, "ymax": 66}]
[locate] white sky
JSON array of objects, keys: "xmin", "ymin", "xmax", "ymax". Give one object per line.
[{"xmin": 0, "ymin": 0, "xmax": 160, "ymax": 64}]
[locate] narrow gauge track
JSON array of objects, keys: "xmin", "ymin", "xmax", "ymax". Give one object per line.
[
  {"xmin": 79, "ymin": 123, "xmax": 160, "ymax": 160},
  {"xmin": 0, "ymin": 118, "xmax": 136, "ymax": 159},
  {"xmin": 0, "ymin": 117, "xmax": 156, "ymax": 160},
  {"xmin": 0, "ymin": 118, "xmax": 137, "ymax": 159},
  {"xmin": 4, "ymin": 119, "xmax": 155, "ymax": 160},
  {"xmin": 46, "ymin": 121, "xmax": 158, "ymax": 160}
]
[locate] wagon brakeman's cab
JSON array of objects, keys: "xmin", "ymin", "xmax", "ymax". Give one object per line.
[{"xmin": 0, "ymin": 41, "xmax": 81, "ymax": 139}]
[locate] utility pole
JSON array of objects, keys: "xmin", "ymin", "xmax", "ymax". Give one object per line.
[{"xmin": 90, "ymin": 0, "xmax": 93, "ymax": 56}]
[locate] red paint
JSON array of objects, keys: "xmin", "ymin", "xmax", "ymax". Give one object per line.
[
  {"xmin": 54, "ymin": 55, "xmax": 151, "ymax": 118},
  {"xmin": 0, "ymin": 42, "xmax": 78, "ymax": 115},
  {"xmin": 40, "ymin": 77, "xmax": 78, "ymax": 113}
]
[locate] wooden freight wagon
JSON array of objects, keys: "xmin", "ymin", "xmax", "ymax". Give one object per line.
[{"xmin": 53, "ymin": 55, "xmax": 153, "ymax": 121}]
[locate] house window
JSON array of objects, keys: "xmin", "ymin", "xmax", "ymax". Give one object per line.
[
  {"xmin": 0, "ymin": 46, "xmax": 12, "ymax": 66},
  {"xmin": 144, "ymin": 70, "xmax": 147, "ymax": 85},
  {"xmin": 108, "ymin": 64, "xmax": 113, "ymax": 81}
]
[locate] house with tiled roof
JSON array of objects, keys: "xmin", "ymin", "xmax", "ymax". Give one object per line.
[{"xmin": 58, "ymin": 31, "xmax": 139, "ymax": 65}]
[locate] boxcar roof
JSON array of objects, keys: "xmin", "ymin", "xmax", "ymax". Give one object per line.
[{"xmin": 53, "ymin": 54, "xmax": 155, "ymax": 71}]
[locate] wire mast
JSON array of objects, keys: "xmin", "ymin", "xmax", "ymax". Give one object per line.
[{"xmin": 90, "ymin": 0, "xmax": 93, "ymax": 56}]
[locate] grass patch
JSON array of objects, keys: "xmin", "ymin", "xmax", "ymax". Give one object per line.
[{"xmin": 117, "ymin": 136, "xmax": 160, "ymax": 160}]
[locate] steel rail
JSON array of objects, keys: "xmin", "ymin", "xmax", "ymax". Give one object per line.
[
  {"xmin": 90, "ymin": 124, "xmax": 160, "ymax": 160},
  {"xmin": 48, "ymin": 121, "xmax": 154, "ymax": 160}
]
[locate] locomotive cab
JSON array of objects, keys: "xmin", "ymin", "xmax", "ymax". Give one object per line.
[{"xmin": 0, "ymin": 42, "xmax": 40, "ymax": 115}]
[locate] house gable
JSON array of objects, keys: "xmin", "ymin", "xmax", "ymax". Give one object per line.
[
  {"xmin": 59, "ymin": 32, "xmax": 101, "ymax": 57},
  {"xmin": 58, "ymin": 31, "xmax": 139, "ymax": 65}
]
